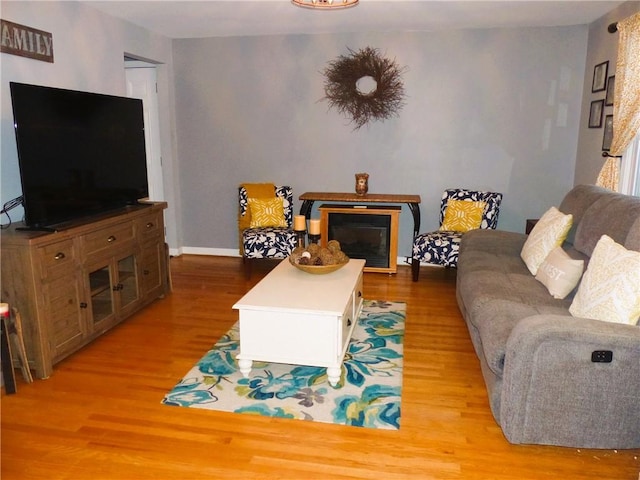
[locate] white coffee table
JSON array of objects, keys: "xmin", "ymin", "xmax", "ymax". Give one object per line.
[{"xmin": 232, "ymin": 258, "xmax": 365, "ymax": 386}]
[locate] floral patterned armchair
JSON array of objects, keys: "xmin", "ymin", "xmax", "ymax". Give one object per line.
[
  {"xmin": 411, "ymin": 188, "xmax": 503, "ymax": 281},
  {"xmin": 239, "ymin": 185, "xmax": 296, "ymax": 277}
]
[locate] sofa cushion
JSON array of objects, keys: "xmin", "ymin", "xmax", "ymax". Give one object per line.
[
  {"xmin": 520, "ymin": 207, "xmax": 573, "ymax": 275},
  {"xmin": 471, "ymin": 299, "xmax": 570, "ymax": 376},
  {"xmin": 573, "ymin": 191, "xmax": 640, "ymax": 256},
  {"xmin": 535, "ymin": 247, "xmax": 584, "ymax": 299},
  {"xmin": 439, "ymin": 199, "xmax": 486, "ymax": 232},
  {"xmin": 569, "ymin": 235, "xmax": 640, "ymax": 326},
  {"xmin": 558, "ymin": 185, "xmax": 609, "ymax": 246},
  {"xmin": 248, "ymin": 197, "xmax": 287, "ymax": 228}
]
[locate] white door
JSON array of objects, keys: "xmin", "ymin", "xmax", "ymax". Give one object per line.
[{"xmin": 125, "ymin": 63, "xmax": 164, "ymax": 201}]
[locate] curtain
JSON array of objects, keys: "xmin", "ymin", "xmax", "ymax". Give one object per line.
[{"xmin": 596, "ymin": 12, "xmax": 640, "ymax": 191}]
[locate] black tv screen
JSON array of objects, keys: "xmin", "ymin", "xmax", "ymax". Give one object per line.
[{"xmin": 10, "ymin": 82, "xmax": 149, "ymax": 229}]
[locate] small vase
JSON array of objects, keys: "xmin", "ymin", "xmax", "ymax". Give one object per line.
[{"xmin": 355, "ymin": 173, "xmax": 369, "ymax": 196}]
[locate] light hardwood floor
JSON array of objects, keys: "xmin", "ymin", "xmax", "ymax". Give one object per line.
[{"xmin": 2, "ymin": 255, "xmax": 639, "ymax": 479}]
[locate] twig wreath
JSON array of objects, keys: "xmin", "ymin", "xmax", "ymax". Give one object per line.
[{"xmin": 322, "ymin": 46, "xmax": 406, "ymax": 130}]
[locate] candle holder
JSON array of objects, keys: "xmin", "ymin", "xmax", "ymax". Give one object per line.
[
  {"xmin": 294, "ymin": 229, "xmax": 306, "ymax": 249},
  {"xmin": 308, "ymin": 233, "xmax": 321, "ymax": 245}
]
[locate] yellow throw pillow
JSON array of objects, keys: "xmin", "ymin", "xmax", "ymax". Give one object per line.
[
  {"xmin": 439, "ymin": 200, "xmax": 486, "ymax": 233},
  {"xmin": 248, "ymin": 197, "xmax": 287, "ymax": 228},
  {"xmin": 520, "ymin": 206, "xmax": 573, "ymax": 275},
  {"xmin": 535, "ymin": 247, "xmax": 584, "ymax": 299},
  {"xmin": 569, "ymin": 235, "xmax": 640, "ymax": 325}
]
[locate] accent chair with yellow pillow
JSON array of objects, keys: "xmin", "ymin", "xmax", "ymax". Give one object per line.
[
  {"xmin": 239, "ymin": 184, "xmax": 296, "ymax": 277},
  {"xmin": 412, "ymin": 188, "xmax": 503, "ymax": 280}
]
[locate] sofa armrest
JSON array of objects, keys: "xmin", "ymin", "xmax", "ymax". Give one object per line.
[{"xmin": 500, "ymin": 314, "xmax": 640, "ymax": 448}]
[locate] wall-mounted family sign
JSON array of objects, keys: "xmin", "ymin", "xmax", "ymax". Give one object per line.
[{"xmin": 1, "ymin": 19, "xmax": 54, "ymax": 63}]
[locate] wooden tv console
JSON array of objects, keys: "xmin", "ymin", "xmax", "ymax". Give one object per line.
[{"xmin": 0, "ymin": 202, "xmax": 169, "ymax": 379}]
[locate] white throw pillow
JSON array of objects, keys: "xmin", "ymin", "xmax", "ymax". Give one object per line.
[
  {"xmin": 535, "ymin": 247, "xmax": 584, "ymax": 299},
  {"xmin": 521, "ymin": 207, "xmax": 573, "ymax": 275},
  {"xmin": 569, "ymin": 235, "xmax": 640, "ymax": 325}
]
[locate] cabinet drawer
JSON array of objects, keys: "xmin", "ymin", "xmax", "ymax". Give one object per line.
[
  {"xmin": 38, "ymin": 239, "xmax": 76, "ymax": 280},
  {"xmin": 82, "ymin": 223, "xmax": 134, "ymax": 257},
  {"xmin": 136, "ymin": 211, "xmax": 163, "ymax": 240}
]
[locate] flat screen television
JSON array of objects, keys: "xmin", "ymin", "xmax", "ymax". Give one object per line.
[{"xmin": 10, "ymin": 82, "xmax": 149, "ymax": 230}]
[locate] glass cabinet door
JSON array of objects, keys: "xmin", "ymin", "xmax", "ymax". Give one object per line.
[
  {"xmin": 117, "ymin": 254, "xmax": 139, "ymax": 311},
  {"xmin": 89, "ymin": 265, "xmax": 113, "ymax": 324}
]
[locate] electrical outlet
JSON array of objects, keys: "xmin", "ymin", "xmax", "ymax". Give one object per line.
[{"xmin": 591, "ymin": 350, "xmax": 613, "ymax": 363}]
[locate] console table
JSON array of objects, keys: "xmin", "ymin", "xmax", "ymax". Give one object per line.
[{"xmin": 299, "ymin": 192, "xmax": 421, "ymax": 239}]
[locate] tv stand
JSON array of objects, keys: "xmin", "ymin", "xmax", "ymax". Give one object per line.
[{"xmin": 0, "ymin": 202, "xmax": 169, "ymax": 379}]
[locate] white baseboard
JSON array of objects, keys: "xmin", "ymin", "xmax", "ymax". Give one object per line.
[
  {"xmin": 178, "ymin": 247, "xmax": 240, "ymax": 257},
  {"xmin": 172, "ymin": 247, "xmax": 416, "ymax": 268}
]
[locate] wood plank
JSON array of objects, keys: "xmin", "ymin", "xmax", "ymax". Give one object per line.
[
  {"xmin": 2, "ymin": 255, "xmax": 638, "ymax": 479},
  {"xmin": 300, "ymin": 192, "xmax": 421, "ymax": 204}
]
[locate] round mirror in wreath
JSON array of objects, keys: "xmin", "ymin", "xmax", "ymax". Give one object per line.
[{"xmin": 322, "ymin": 47, "xmax": 406, "ymax": 130}]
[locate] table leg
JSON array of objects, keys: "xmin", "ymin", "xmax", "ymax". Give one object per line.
[
  {"xmin": 238, "ymin": 358, "xmax": 253, "ymax": 378},
  {"xmin": 408, "ymin": 202, "xmax": 421, "ymax": 239},
  {"xmin": 300, "ymin": 200, "xmax": 314, "ymax": 220},
  {"xmin": 327, "ymin": 366, "xmax": 341, "ymax": 387},
  {"xmin": 1, "ymin": 316, "xmax": 16, "ymax": 394}
]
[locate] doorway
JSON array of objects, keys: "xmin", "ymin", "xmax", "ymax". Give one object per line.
[{"xmin": 124, "ymin": 59, "xmax": 164, "ymax": 202}]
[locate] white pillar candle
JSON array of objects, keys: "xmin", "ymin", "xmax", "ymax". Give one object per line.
[
  {"xmin": 294, "ymin": 215, "xmax": 306, "ymax": 231},
  {"xmin": 309, "ymin": 219, "xmax": 321, "ymax": 235}
]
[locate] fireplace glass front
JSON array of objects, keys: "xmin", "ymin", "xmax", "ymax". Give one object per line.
[{"xmin": 327, "ymin": 212, "xmax": 392, "ymax": 268}]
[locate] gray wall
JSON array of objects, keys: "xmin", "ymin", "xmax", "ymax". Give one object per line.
[
  {"xmin": 174, "ymin": 27, "xmax": 587, "ymax": 257},
  {"xmin": 3, "ymin": 2, "xmax": 636, "ymax": 259},
  {"xmin": 0, "ymin": 1, "xmax": 183, "ymax": 249},
  {"xmin": 575, "ymin": 1, "xmax": 640, "ymax": 185}
]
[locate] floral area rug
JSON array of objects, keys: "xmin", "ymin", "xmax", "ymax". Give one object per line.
[{"xmin": 162, "ymin": 300, "xmax": 405, "ymax": 429}]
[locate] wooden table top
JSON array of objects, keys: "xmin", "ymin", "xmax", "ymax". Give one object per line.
[{"xmin": 299, "ymin": 192, "xmax": 421, "ymax": 204}]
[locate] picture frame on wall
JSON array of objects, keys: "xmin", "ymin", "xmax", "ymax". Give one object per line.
[
  {"xmin": 602, "ymin": 115, "xmax": 614, "ymax": 151},
  {"xmin": 592, "ymin": 61, "xmax": 608, "ymax": 92},
  {"xmin": 605, "ymin": 75, "xmax": 615, "ymax": 106},
  {"xmin": 589, "ymin": 100, "xmax": 604, "ymax": 128}
]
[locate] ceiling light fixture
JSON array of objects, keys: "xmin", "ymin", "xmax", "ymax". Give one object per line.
[{"xmin": 292, "ymin": 0, "xmax": 359, "ymax": 10}]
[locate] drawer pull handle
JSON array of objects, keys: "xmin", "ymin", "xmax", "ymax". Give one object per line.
[
  {"xmin": 54, "ymin": 252, "xmax": 66, "ymax": 260},
  {"xmin": 146, "ymin": 222, "xmax": 154, "ymax": 229},
  {"xmin": 357, "ymin": 291, "xmax": 362, "ymax": 297},
  {"xmin": 80, "ymin": 302, "xmax": 88, "ymax": 309},
  {"xmin": 347, "ymin": 318, "xmax": 352, "ymax": 327},
  {"xmin": 107, "ymin": 235, "xmax": 116, "ymax": 243},
  {"xmin": 143, "ymin": 269, "xmax": 150, "ymax": 275}
]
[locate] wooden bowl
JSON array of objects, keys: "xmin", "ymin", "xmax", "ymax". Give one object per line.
[{"xmin": 288, "ymin": 256, "xmax": 349, "ymax": 275}]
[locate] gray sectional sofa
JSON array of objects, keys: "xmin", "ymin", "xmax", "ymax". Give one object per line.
[{"xmin": 456, "ymin": 184, "xmax": 640, "ymax": 449}]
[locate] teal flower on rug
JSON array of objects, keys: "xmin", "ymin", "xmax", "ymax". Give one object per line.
[
  {"xmin": 163, "ymin": 300, "xmax": 405, "ymax": 430},
  {"xmin": 333, "ymin": 384, "xmax": 402, "ymax": 428}
]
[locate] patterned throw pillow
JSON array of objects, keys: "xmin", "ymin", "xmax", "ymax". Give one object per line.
[
  {"xmin": 569, "ymin": 235, "xmax": 640, "ymax": 325},
  {"xmin": 535, "ymin": 247, "xmax": 584, "ymax": 299},
  {"xmin": 248, "ymin": 197, "xmax": 287, "ymax": 228},
  {"xmin": 439, "ymin": 200, "xmax": 486, "ymax": 233},
  {"xmin": 520, "ymin": 206, "xmax": 573, "ymax": 275}
]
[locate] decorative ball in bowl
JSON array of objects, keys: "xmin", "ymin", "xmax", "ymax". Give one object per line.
[{"xmin": 288, "ymin": 241, "xmax": 349, "ymax": 275}]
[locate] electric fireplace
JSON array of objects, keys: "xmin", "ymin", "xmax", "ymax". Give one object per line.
[{"xmin": 319, "ymin": 204, "xmax": 400, "ymax": 273}]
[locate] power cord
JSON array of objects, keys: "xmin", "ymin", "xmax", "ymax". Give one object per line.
[{"xmin": 1, "ymin": 196, "xmax": 24, "ymax": 229}]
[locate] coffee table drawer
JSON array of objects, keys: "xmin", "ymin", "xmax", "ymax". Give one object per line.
[{"xmin": 238, "ymin": 309, "xmax": 342, "ymax": 364}]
